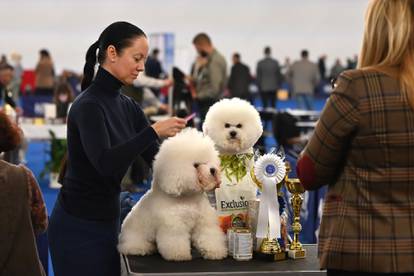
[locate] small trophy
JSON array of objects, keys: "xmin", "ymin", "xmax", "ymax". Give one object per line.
[
  {"xmin": 251, "ymin": 152, "xmax": 286, "ymax": 261},
  {"xmin": 285, "ymin": 177, "xmax": 306, "ymax": 259}
]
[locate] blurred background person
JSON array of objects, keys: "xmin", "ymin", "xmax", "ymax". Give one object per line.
[
  {"xmin": 227, "ymin": 52, "xmax": 252, "ymax": 101},
  {"xmin": 61, "ymin": 70, "xmax": 82, "ymax": 96},
  {"xmin": 329, "ymin": 58, "xmax": 345, "ymax": 81},
  {"xmin": 0, "ymin": 54, "xmax": 7, "ymax": 66},
  {"xmin": 0, "ymin": 111, "xmax": 48, "ymax": 276},
  {"xmin": 346, "ymin": 54, "xmax": 358, "ymax": 70},
  {"xmin": 0, "ymin": 63, "xmax": 18, "ymax": 110},
  {"xmin": 317, "ymin": 54, "xmax": 327, "ymax": 82},
  {"xmin": 35, "ymin": 49, "xmax": 55, "ymax": 96},
  {"xmin": 145, "ymin": 48, "xmax": 164, "ymax": 79},
  {"xmin": 256, "ymin": 46, "xmax": 282, "ymax": 109},
  {"xmin": 126, "ymin": 70, "xmax": 172, "ymax": 115},
  {"xmin": 288, "ymin": 49, "xmax": 320, "ymax": 110},
  {"xmin": 53, "ymin": 80, "xmax": 74, "ymax": 119},
  {"xmin": 145, "ymin": 48, "xmax": 166, "ymax": 97},
  {"xmin": 191, "ymin": 32, "xmax": 227, "ymax": 126},
  {"xmin": 10, "ymin": 52, "xmax": 23, "ymax": 94}
]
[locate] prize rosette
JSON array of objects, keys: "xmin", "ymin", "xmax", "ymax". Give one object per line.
[{"xmin": 253, "ymin": 153, "xmax": 286, "ymax": 240}]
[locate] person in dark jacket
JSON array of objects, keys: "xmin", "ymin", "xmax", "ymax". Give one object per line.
[
  {"xmin": 48, "ymin": 21, "xmax": 186, "ymax": 276},
  {"xmin": 228, "ymin": 53, "xmax": 252, "ymax": 101},
  {"xmin": 145, "ymin": 48, "xmax": 163, "ymax": 79},
  {"xmin": 256, "ymin": 46, "xmax": 282, "ymax": 108}
]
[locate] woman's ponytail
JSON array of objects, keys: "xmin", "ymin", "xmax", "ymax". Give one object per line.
[
  {"xmin": 80, "ymin": 22, "xmax": 146, "ymax": 91},
  {"xmin": 81, "ymin": 41, "xmax": 99, "ymax": 91}
]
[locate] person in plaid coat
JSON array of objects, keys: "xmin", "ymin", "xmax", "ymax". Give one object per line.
[{"xmin": 297, "ymin": 0, "xmax": 414, "ymax": 275}]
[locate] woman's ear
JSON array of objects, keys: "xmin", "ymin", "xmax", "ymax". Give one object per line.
[{"xmin": 106, "ymin": 45, "xmax": 117, "ymax": 62}]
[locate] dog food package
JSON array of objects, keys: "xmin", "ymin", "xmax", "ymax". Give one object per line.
[{"xmin": 215, "ymin": 185, "xmax": 257, "ymax": 233}]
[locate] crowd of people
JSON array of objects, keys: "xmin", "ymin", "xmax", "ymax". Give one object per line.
[
  {"xmin": 0, "ymin": 0, "xmax": 413, "ymax": 276},
  {"xmin": 0, "ymin": 33, "xmax": 359, "ymax": 125}
]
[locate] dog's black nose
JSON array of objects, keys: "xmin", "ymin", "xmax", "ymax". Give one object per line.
[
  {"xmin": 230, "ymin": 131, "xmax": 237, "ymax": 138},
  {"xmin": 210, "ymin": 168, "xmax": 216, "ymax": 175}
]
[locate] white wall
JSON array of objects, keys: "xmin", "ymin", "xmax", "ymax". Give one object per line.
[{"xmin": 1, "ymin": 0, "xmax": 369, "ymax": 75}]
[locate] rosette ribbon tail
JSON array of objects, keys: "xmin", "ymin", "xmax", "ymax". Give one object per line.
[
  {"xmin": 254, "ymin": 153, "xmax": 285, "ymax": 240},
  {"xmin": 256, "ymin": 179, "xmax": 281, "ymax": 239}
]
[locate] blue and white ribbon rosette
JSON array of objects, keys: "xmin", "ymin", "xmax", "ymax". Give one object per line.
[{"xmin": 253, "ymin": 153, "xmax": 286, "ymax": 240}]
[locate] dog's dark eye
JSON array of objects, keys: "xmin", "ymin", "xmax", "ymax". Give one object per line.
[
  {"xmin": 236, "ymin": 124, "xmax": 242, "ymax": 128},
  {"xmin": 193, "ymin": 163, "xmax": 199, "ymax": 168},
  {"xmin": 224, "ymin": 123, "xmax": 230, "ymax": 128}
]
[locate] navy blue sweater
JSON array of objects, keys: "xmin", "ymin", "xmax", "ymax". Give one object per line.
[{"xmin": 59, "ymin": 67, "xmax": 159, "ymax": 220}]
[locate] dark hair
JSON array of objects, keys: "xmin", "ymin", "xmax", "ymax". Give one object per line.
[
  {"xmin": 152, "ymin": 48, "xmax": 159, "ymax": 56},
  {"xmin": 264, "ymin": 46, "xmax": 271, "ymax": 55},
  {"xmin": 0, "ymin": 111, "xmax": 22, "ymax": 153},
  {"xmin": 301, "ymin": 49, "xmax": 309, "ymax": 58},
  {"xmin": 81, "ymin": 21, "xmax": 146, "ymax": 90},
  {"xmin": 233, "ymin": 53, "xmax": 241, "ymax": 60},
  {"xmin": 39, "ymin": 49, "xmax": 50, "ymax": 58},
  {"xmin": 0, "ymin": 63, "xmax": 14, "ymax": 71},
  {"xmin": 54, "ymin": 81, "xmax": 74, "ymax": 103},
  {"xmin": 192, "ymin": 33, "xmax": 211, "ymax": 45}
]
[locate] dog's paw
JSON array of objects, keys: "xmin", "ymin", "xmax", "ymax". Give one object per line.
[
  {"xmin": 117, "ymin": 241, "xmax": 155, "ymax": 256},
  {"xmin": 160, "ymin": 250, "xmax": 192, "ymax": 261},
  {"xmin": 201, "ymin": 245, "xmax": 228, "ymax": 260}
]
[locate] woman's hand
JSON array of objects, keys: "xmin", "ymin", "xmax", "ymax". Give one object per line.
[{"xmin": 151, "ymin": 117, "xmax": 187, "ymax": 138}]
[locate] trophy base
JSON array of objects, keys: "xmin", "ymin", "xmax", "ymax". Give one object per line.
[
  {"xmin": 254, "ymin": 251, "xmax": 275, "ymax": 261},
  {"xmin": 254, "ymin": 251, "xmax": 286, "ymax": 261},
  {"xmin": 288, "ymin": 248, "xmax": 306, "ymax": 259},
  {"xmin": 274, "ymin": 251, "xmax": 287, "ymax": 261}
]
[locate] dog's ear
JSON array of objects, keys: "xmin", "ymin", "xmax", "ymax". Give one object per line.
[{"xmin": 155, "ymin": 171, "xmax": 188, "ymax": 196}]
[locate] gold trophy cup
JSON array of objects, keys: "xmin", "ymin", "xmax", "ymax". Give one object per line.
[{"xmin": 285, "ymin": 178, "xmax": 306, "ymax": 259}]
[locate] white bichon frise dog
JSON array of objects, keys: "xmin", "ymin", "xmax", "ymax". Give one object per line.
[
  {"xmin": 203, "ymin": 98, "xmax": 263, "ymax": 231},
  {"xmin": 118, "ymin": 128, "xmax": 227, "ymax": 261},
  {"xmin": 203, "ymin": 98, "xmax": 262, "ymax": 155}
]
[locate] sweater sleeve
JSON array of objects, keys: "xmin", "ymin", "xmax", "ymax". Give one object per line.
[
  {"xmin": 297, "ymin": 71, "xmax": 360, "ymax": 190},
  {"xmin": 23, "ymin": 166, "xmax": 48, "ymax": 235},
  {"xmin": 133, "ymin": 100, "xmax": 160, "ymax": 166},
  {"xmin": 75, "ymin": 101, "xmax": 159, "ymax": 177}
]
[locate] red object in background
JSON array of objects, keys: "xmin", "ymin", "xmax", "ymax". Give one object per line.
[
  {"xmin": 159, "ymin": 86, "xmax": 169, "ymax": 97},
  {"xmin": 20, "ymin": 70, "xmax": 36, "ymax": 95}
]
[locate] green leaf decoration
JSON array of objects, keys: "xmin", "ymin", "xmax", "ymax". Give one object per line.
[{"xmin": 220, "ymin": 153, "xmax": 253, "ymax": 183}]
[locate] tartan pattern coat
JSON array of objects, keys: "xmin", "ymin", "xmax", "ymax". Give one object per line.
[{"xmin": 297, "ymin": 69, "xmax": 414, "ymax": 273}]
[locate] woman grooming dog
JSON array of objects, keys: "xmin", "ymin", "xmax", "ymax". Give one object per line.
[{"xmin": 48, "ymin": 21, "xmax": 186, "ymax": 276}]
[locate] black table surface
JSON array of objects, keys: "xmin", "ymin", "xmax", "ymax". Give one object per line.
[{"xmin": 123, "ymin": 244, "xmax": 326, "ymax": 275}]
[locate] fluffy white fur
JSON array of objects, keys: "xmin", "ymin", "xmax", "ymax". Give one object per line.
[
  {"xmin": 203, "ymin": 98, "xmax": 263, "ymax": 155},
  {"xmin": 118, "ymin": 128, "xmax": 227, "ymax": 261},
  {"xmin": 202, "ymin": 98, "xmax": 263, "ymax": 222}
]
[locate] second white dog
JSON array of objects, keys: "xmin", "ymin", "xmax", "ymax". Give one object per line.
[{"xmin": 118, "ymin": 128, "xmax": 227, "ymax": 261}]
